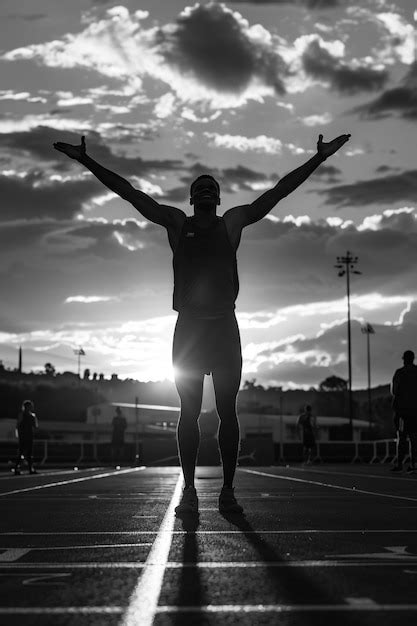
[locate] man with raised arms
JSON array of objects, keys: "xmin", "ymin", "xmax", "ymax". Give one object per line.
[{"xmin": 53, "ymin": 132, "xmax": 350, "ymax": 515}]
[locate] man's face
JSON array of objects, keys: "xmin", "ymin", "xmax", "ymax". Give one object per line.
[{"xmin": 191, "ymin": 178, "xmax": 220, "ymax": 209}]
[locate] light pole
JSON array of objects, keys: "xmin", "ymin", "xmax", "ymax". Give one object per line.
[
  {"xmin": 361, "ymin": 322, "xmax": 375, "ymax": 430},
  {"xmin": 74, "ymin": 347, "xmax": 86, "ymax": 378},
  {"xmin": 334, "ymin": 251, "xmax": 361, "ymax": 439}
]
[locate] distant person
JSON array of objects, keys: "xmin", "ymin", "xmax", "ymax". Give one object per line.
[
  {"xmin": 391, "ymin": 350, "xmax": 417, "ymax": 473},
  {"xmin": 14, "ymin": 400, "xmax": 38, "ymax": 475},
  {"xmin": 297, "ymin": 404, "xmax": 317, "ymax": 465},
  {"xmin": 111, "ymin": 407, "xmax": 127, "ymax": 467},
  {"xmin": 53, "ymin": 131, "xmax": 350, "ymax": 515}
]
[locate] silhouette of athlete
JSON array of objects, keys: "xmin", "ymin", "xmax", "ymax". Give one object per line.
[
  {"xmin": 14, "ymin": 400, "xmax": 38, "ymax": 475},
  {"xmin": 111, "ymin": 406, "xmax": 127, "ymax": 467},
  {"xmin": 391, "ymin": 350, "xmax": 417, "ymax": 473},
  {"xmin": 53, "ymin": 132, "xmax": 350, "ymax": 514},
  {"xmin": 297, "ymin": 404, "xmax": 317, "ymax": 465}
]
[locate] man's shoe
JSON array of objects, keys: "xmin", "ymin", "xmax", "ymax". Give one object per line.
[
  {"xmin": 390, "ymin": 465, "xmax": 403, "ymax": 472},
  {"xmin": 406, "ymin": 466, "xmax": 416, "ymax": 474},
  {"xmin": 29, "ymin": 469, "xmax": 38, "ymax": 475},
  {"xmin": 219, "ymin": 487, "xmax": 243, "ymax": 514},
  {"xmin": 175, "ymin": 486, "xmax": 198, "ymax": 515},
  {"xmin": 13, "ymin": 468, "xmax": 21, "ymax": 475}
]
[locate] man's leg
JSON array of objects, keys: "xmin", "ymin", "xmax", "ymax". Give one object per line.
[
  {"xmin": 396, "ymin": 429, "xmax": 408, "ymax": 467},
  {"xmin": 408, "ymin": 431, "xmax": 417, "ymax": 469},
  {"xmin": 175, "ymin": 373, "xmax": 204, "ymax": 488},
  {"xmin": 212, "ymin": 364, "xmax": 241, "ymax": 489}
]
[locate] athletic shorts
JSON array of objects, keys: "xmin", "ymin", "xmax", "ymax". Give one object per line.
[
  {"xmin": 303, "ymin": 433, "xmax": 315, "ymax": 448},
  {"xmin": 172, "ymin": 311, "xmax": 242, "ymax": 377},
  {"xmin": 395, "ymin": 410, "xmax": 417, "ymax": 434}
]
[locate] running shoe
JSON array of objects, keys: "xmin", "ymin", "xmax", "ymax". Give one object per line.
[
  {"xmin": 175, "ymin": 486, "xmax": 198, "ymax": 515},
  {"xmin": 218, "ymin": 487, "xmax": 244, "ymax": 514}
]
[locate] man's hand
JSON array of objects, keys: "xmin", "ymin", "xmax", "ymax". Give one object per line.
[
  {"xmin": 317, "ymin": 133, "xmax": 350, "ymax": 160},
  {"xmin": 53, "ymin": 135, "xmax": 87, "ymax": 160}
]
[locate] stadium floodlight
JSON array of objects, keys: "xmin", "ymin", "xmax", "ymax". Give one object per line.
[
  {"xmin": 334, "ymin": 251, "xmax": 362, "ymax": 440},
  {"xmin": 74, "ymin": 347, "xmax": 86, "ymax": 378},
  {"xmin": 361, "ymin": 323, "xmax": 375, "ymax": 429}
]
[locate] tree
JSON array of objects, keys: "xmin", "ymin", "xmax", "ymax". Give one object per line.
[
  {"xmin": 318, "ymin": 376, "xmax": 347, "ymax": 392},
  {"xmin": 44, "ymin": 362, "xmax": 56, "ymax": 376},
  {"xmin": 83, "ymin": 368, "xmax": 90, "ymax": 380}
]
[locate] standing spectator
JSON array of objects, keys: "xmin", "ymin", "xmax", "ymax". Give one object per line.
[
  {"xmin": 391, "ymin": 350, "xmax": 417, "ymax": 473},
  {"xmin": 14, "ymin": 400, "xmax": 38, "ymax": 475},
  {"xmin": 297, "ymin": 404, "xmax": 317, "ymax": 465},
  {"xmin": 111, "ymin": 407, "xmax": 127, "ymax": 467}
]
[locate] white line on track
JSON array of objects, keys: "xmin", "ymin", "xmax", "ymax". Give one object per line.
[
  {"xmin": 0, "ymin": 468, "xmax": 105, "ymax": 481},
  {"xmin": 242, "ymin": 469, "xmax": 417, "ymax": 503},
  {"xmin": 0, "ymin": 467, "xmax": 146, "ymax": 497},
  {"xmin": 290, "ymin": 466, "xmax": 417, "ymax": 482},
  {"xmin": 2, "ymin": 604, "xmax": 417, "ymax": 615},
  {"xmin": 0, "ymin": 544, "xmax": 153, "ymax": 552},
  {"xmin": 120, "ymin": 472, "xmax": 183, "ymax": 626},
  {"xmin": 2, "ymin": 529, "xmax": 417, "ymax": 535},
  {"xmin": 2, "ymin": 560, "xmax": 417, "ymax": 569}
]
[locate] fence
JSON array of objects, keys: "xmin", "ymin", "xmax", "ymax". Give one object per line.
[{"xmin": 0, "ymin": 437, "xmax": 411, "ymax": 467}]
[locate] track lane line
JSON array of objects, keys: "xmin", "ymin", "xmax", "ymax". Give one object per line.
[
  {"xmin": 3, "ymin": 529, "xmax": 417, "ymax": 536},
  {"xmin": 121, "ymin": 472, "xmax": 183, "ymax": 626},
  {"xmin": 1, "ymin": 560, "xmax": 417, "ymax": 569},
  {"xmin": 241, "ymin": 469, "xmax": 417, "ymax": 503},
  {"xmin": 1, "ymin": 604, "xmax": 417, "ymax": 615},
  {"xmin": 0, "ymin": 467, "xmax": 146, "ymax": 497},
  {"xmin": 289, "ymin": 466, "xmax": 417, "ymax": 482}
]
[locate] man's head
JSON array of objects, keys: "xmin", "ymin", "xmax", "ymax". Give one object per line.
[
  {"xmin": 305, "ymin": 404, "xmax": 312, "ymax": 413},
  {"xmin": 190, "ymin": 174, "xmax": 220, "ymax": 210},
  {"xmin": 402, "ymin": 350, "xmax": 415, "ymax": 365}
]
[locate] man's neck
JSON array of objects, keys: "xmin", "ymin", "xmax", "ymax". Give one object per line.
[{"xmin": 193, "ymin": 207, "xmax": 218, "ymax": 227}]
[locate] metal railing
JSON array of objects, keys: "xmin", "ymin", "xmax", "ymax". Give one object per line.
[{"xmin": 0, "ymin": 437, "xmax": 412, "ymax": 466}]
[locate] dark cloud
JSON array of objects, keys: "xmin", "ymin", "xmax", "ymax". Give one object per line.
[
  {"xmin": 156, "ymin": 3, "xmax": 288, "ymax": 94},
  {"xmin": 310, "ymin": 163, "xmax": 342, "ymax": 183},
  {"xmin": 163, "ymin": 162, "xmax": 272, "ymax": 202},
  {"xmin": 0, "ymin": 172, "xmax": 102, "ymax": 221},
  {"xmin": 314, "ymin": 169, "xmax": 417, "ymax": 207},
  {"xmin": 352, "ymin": 64, "xmax": 417, "ymax": 120},
  {"xmin": 302, "ymin": 40, "xmax": 389, "ymax": 95},
  {"xmin": 1, "ymin": 127, "xmax": 183, "ymax": 179}
]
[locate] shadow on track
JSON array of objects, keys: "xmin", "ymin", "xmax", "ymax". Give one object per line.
[
  {"xmin": 173, "ymin": 512, "xmax": 208, "ymax": 625},
  {"xmin": 219, "ymin": 510, "xmax": 363, "ymax": 626}
]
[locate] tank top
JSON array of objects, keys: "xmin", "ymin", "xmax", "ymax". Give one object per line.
[{"xmin": 172, "ymin": 216, "xmax": 239, "ymax": 317}]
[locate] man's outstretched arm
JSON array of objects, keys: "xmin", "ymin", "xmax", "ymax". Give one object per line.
[
  {"xmin": 224, "ymin": 133, "xmax": 350, "ymax": 229},
  {"xmin": 53, "ymin": 136, "xmax": 185, "ymax": 229}
]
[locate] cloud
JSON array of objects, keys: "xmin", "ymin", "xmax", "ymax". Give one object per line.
[
  {"xmin": 352, "ymin": 63, "xmax": 417, "ymax": 120},
  {"xmin": 0, "ymin": 171, "xmax": 102, "ymax": 221},
  {"xmin": 315, "ymin": 168, "xmax": 417, "ymax": 208},
  {"xmin": 302, "ymin": 38, "xmax": 389, "ymax": 94},
  {"xmin": 245, "ymin": 302, "xmax": 417, "ymax": 389},
  {"xmin": 157, "ymin": 3, "xmax": 288, "ymax": 95},
  {"xmin": 1, "ymin": 4, "xmax": 288, "ymax": 108}
]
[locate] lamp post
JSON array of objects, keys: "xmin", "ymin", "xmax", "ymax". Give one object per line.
[
  {"xmin": 74, "ymin": 347, "xmax": 86, "ymax": 378},
  {"xmin": 361, "ymin": 322, "xmax": 375, "ymax": 430},
  {"xmin": 334, "ymin": 251, "xmax": 361, "ymax": 439}
]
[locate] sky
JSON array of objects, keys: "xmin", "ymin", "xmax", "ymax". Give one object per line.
[{"xmin": 0, "ymin": 0, "xmax": 416, "ymax": 390}]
